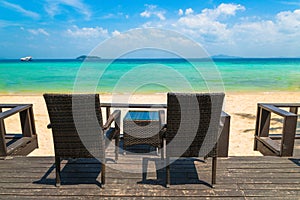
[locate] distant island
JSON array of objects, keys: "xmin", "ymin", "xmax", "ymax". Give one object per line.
[
  {"xmin": 212, "ymin": 54, "xmax": 242, "ymax": 59},
  {"xmin": 76, "ymin": 55, "xmax": 102, "ymax": 60}
]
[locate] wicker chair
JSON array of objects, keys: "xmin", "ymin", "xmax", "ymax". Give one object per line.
[
  {"xmin": 162, "ymin": 93, "xmax": 224, "ymax": 188},
  {"xmin": 43, "ymin": 94, "xmax": 120, "ymax": 187}
]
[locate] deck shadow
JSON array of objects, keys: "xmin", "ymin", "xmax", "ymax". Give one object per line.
[
  {"xmin": 289, "ymin": 158, "xmax": 300, "ymax": 167},
  {"xmin": 33, "ymin": 158, "xmax": 102, "ymax": 187},
  {"xmin": 119, "ymin": 139, "xmax": 159, "ymax": 155},
  {"xmin": 138, "ymin": 157, "xmax": 211, "ymax": 187}
]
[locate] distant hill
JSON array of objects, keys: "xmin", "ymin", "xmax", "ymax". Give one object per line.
[
  {"xmin": 76, "ymin": 55, "xmax": 101, "ymax": 60},
  {"xmin": 212, "ymin": 54, "xmax": 242, "ymax": 59}
]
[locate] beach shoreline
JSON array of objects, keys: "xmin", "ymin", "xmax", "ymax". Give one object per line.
[{"xmin": 1, "ymin": 91, "xmax": 299, "ymax": 157}]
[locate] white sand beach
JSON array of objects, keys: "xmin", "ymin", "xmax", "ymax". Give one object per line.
[{"xmin": 1, "ymin": 92, "xmax": 299, "ymax": 157}]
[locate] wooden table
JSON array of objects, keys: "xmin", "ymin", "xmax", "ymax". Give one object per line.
[{"xmin": 123, "ymin": 110, "xmax": 163, "ymax": 155}]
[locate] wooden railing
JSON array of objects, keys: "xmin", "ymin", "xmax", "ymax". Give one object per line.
[
  {"xmin": 254, "ymin": 103, "xmax": 300, "ymax": 156},
  {"xmin": 0, "ymin": 104, "xmax": 38, "ymax": 157}
]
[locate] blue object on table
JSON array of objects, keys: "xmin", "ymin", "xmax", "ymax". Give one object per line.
[{"xmin": 124, "ymin": 111, "xmax": 159, "ymax": 121}]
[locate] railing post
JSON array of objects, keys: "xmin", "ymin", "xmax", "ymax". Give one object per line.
[
  {"xmin": 29, "ymin": 107, "xmax": 37, "ymax": 136},
  {"xmin": 19, "ymin": 106, "xmax": 34, "ymax": 137},
  {"xmin": 106, "ymin": 107, "xmax": 111, "ymax": 121},
  {"xmin": 289, "ymin": 107, "xmax": 298, "ymax": 114},
  {"xmin": 254, "ymin": 105, "xmax": 261, "ymax": 150},
  {"xmin": 259, "ymin": 108, "xmax": 271, "ymax": 137},
  {"xmin": 281, "ymin": 115, "xmax": 297, "ymax": 156},
  {"xmin": 0, "ymin": 108, "xmax": 7, "ymax": 156}
]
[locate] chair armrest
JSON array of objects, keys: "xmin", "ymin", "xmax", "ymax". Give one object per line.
[
  {"xmin": 47, "ymin": 124, "xmax": 52, "ymax": 129},
  {"xmin": 103, "ymin": 110, "xmax": 121, "ymax": 130},
  {"xmin": 159, "ymin": 124, "xmax": 167, "ymax": 138}
]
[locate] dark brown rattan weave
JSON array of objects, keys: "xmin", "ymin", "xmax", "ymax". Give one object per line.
[
  {"xmin": 164, "ymin": 92, "xmax": 224, "ymax": 187},
  {"xmin": 43, "ymin": 94, "xmax": 120, "ymax": 187},
  {"xmin": 123, "ymin": 111, "xmax": 163, "ymax": 152}
]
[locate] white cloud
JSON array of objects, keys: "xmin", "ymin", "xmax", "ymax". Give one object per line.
[
  {"xmin": 198, "ymin": 3, "xmax": 245, "ymax": 21},
  {"xmin": 140, "ymin": 4, "xmax": 166, "ymax": 20},
  {"xmin": 185, "ymin": 8, "xmax": 194, "ymax": 15},
  {"xmin": 215, "ymin": 3, "xmax": 245, "ymax": 16},
  {"xmin": 166, "ymin": 3, "xmax": 246, "ymax": 45},
  {"xmin": 90, "ymin": 28, "xmax": 207, "ymax": 59},
  {"xmin": 174, "ymin": 4, "xmax": 245, "ymax": 40},
  {"xmin": 141, "ymin": 10, "xmax": 151, "ymax": 18},
  {"xmin": 28, "ymin": 28, "xmax": 50, "ymax": 36},
  {"xmin": 276, "ymin": 9, "xmax": 300, "ymax": 33},
  {"xmin": 102, "ymin": 12, "xmax": 127, "ymax": 19},
  {"xmin": 173, "ymin": 4, "xmax": 300, "ymax": 57},
  {"xmin": 178, "ymin": 9, "xmax": 183, "ymax": 16},
  {"xmin": 0, "ymin": 1, "xmax": 40, "ymax": 19},
  {"xmin": 112, "ymin": 30, "xmax": 121, "ymax": 37},
  {"xmin": 67, "ymin": 26, "xmax": 109, "ymax": 38},
  {"xmin": 0, "ymin": 20, "xmax": 20, "ymax": 28},
  {"xmin": 45, "ymin": 0, "xmax": 91, "ymax": 19}
]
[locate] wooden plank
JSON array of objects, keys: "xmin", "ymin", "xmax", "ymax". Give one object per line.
[
  {"xmin": 258, "ymin": 104, "xmax": 298, "ymax": 117},
  {"xmin": 6, "ymin": 136, "xmax": 38, "ymax": 156},
  {"xmin": 0, "ymin": 105, "xmax": 32, "ymax": 119},
  {"xmin": 0, "ymin": 196, "xmax": 246, "ymax": 200},
  {"xmin": 0, "ymin": 156, "xmax": 299, "ymax": 198},
  {"xmin": 270, "ymin": 134, "xmax": 300, "ymax": 140},
  {"xmin": 258, "ymin": 137, "xmax": 281, "ymax": 153},
  {"xmin": 256, "ymin": 138, "xmax": 280, "ymax": 156},
  {"xmin": 0, "ymin": 188, "xmax": 245, "ymax": 197},
  {"xmin": 271, "ymin": 103, "xmax": 300, "ymax": 107}
]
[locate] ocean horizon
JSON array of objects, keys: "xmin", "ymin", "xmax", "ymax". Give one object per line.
[{"xmin": 0, "ymin": 58, "xmax": 299, "ymax": 94}]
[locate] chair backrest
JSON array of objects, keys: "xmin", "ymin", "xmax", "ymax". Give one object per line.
[
  {"xmin": 43, "ymin": 94, "xmax": 105, "ymax": 159},
  {"xmin": 166, "ymin": 93, "xmax": 224, "ymax": 158}
]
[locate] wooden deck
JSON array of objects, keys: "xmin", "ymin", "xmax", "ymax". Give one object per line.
[{"xmin": 0, "ymin": 150, "xmax": 300, "ymax": 199}]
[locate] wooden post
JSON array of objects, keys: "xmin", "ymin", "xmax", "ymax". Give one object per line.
[
  {"xmin": 254, "ymin": 105, "xmax": 261, "ymax": 150},
  {"xmin": 29, "ymin": 107, "xmax": 37, "ymax": 136},
  {"xmin": 19, "ymin": 108, "xmax": 33, "ymax": 137},
  {"xmin": 259, "ymin": 108, "xmax": 271, "ymax": 137},
  {"xmin": 281, "ymin": 115, "xmax": 297, "ymax": 156},
  {"xmin": 289, "ymin": 107, "xmax": 298, "ymax": 114},
  {"xmin": 0, "ymin": 108, "xmax": 7, "ymax": 157}
]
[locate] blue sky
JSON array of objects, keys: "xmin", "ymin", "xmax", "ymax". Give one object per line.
[{"xmin": 0, "ymin": 0, "xmax": 300, "ymax": 58}]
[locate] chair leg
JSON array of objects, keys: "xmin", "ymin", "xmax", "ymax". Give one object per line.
[
  {"xmin": 55, "ymin": 157, "xmax": 61, "ymax": 187},
  {"xmin": 115, "ymin": 133, "xmax": 119, "ymax": 162},
  {"xmin": 101, "ymin": 163, "xmax": 106, "ymax": 188},
  {"xmin": 211, "ymin": 156, "xmax": 217, "ymax": 186},
  {"xmin": 161, "ymin": 138, "xmax": 166, "ymax": 160},
  {"xmin": 166, "ymin": 157, "xmax": 170, "ymax": 188}
]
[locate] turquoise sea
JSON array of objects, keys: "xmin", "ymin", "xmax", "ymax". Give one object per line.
[{"xmin": 0, "ymin": 58, "xmax": 299, "ymax": 94}]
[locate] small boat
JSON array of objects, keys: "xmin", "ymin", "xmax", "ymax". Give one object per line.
[{"xmin": 20, "ymin": 56, "xmax": 32, "ymax": 61}]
